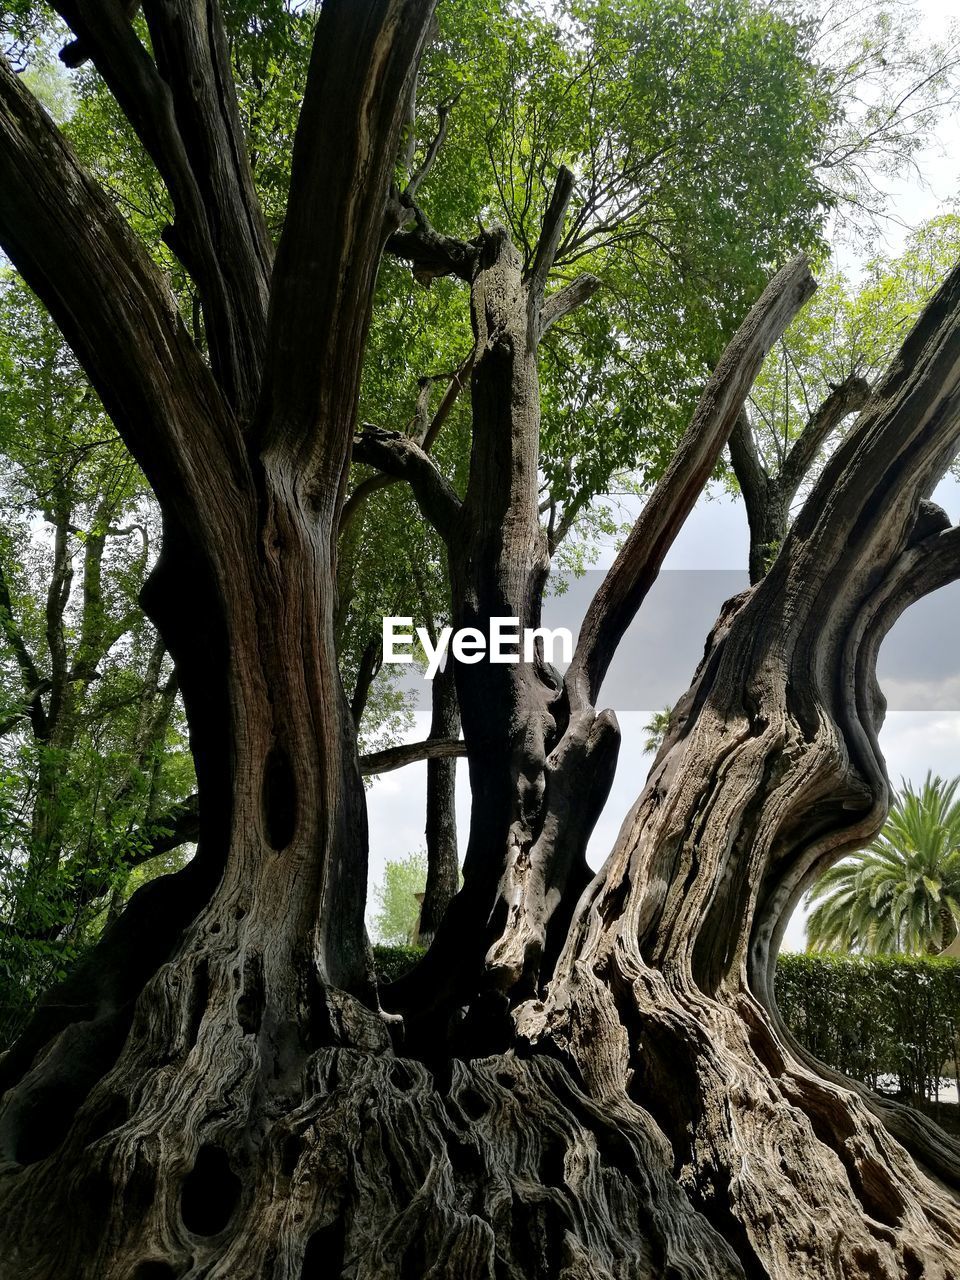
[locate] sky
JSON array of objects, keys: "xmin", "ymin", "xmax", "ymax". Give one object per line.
[{"xmin": 366, "ymin": 0, "xmax": 960, "ymax": 953}]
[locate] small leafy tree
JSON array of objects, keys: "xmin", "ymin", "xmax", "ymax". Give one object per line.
[
  {"xmin": 0, "ymin": 274, "xmax": 198, "ymax": 1040},
  {"xmin": 370, "ymin": 850, "xmax": 428, "ymax": 947}
]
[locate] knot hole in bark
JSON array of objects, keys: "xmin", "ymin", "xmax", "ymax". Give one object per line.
[
  {"xmin": 236, "ymin": 952, "xmax": 265, "ymax": 1036},
  {"xmin": 301, "ymin": 1219, "xmax": 346, "ymax": 1278},
  {"xmin": 131, "ymin": 1264, "xmax": 178, "ymax": 1280},
  {"xmin": 180, "ymin": 1143, "xmax": 241, "ymax": 1236},
  {"xmin": 261, "ymin": 743, "xmax": 297, "ymax": 851}
]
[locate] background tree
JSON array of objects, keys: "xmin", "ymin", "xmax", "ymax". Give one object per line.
[
  {"xmin": 0, "ymin": 1, "xmax": 959, "ymax": 1277},
  {"xmin": 0, "ymin": 274, "xmax": 196, "ymax": 1041},
  {"xmin": 730, "ymin": 214, "xmax": 960, "ymax": 582},
  {"xmin": 370, "ymin": 849, "xmax": 428, "ymax": 947},
  {"xmin": 807, "ymin": 773, "xmax": 960, "ymax": 954}
]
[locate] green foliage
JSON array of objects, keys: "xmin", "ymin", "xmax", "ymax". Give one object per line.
[
  {"xmin": 734, "ymin": 215, "xmax": 960, "ymax": 499},
  {"xmin": 373, "ymin": 944, "xmax": 425, "ymax": 986},
  {"xmin": 853, "ymin": 215, "xmax": 960, "ymax": 376},
  {"xmin": 370, "ymin": 851, "xmax": 428, "ymax": 947},
  {"xmin": 0, "ymin": 275, "xmax": 195, "ymax": 1045},
  {"xmin": 342, "ymin": 0, "xmax": 848, "ymax": 720},
  {"xmin": 807, "ymin": 773, "xmax": 960, "ymax": 955},
  {"xmin": 642, "ymin": 707, "xmax": 672, "ymax": 755},
  {"xmin": 805, "ymin": 0, "xmax": 960, "ymax": 233},
  {"xmin": 10, "ymin": 0, "xmax": 951, "ymax": 765},
  {"xmin": 776, "ymin": 952, "xmax": 960, "ymax": 1103},
  {"xmin": 437, "ymin": 0, "xmax": 836, "ymax": 514}
]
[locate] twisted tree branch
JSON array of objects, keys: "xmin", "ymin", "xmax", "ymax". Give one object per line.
[
  {"xmin": 385, "ymin": 214, "xmax": 477, "ymax": 284},
  {"xmin": 50, "ymin": 0, "xmax": 271, "ymax": 415},
  {"xmin": 780, "ymin": 371, "xmax": 873, "ymax": 497},
  {"xmin": 0, "ymin": 52, "xmax": 237, "ymax": 508},
  {"xmin": 569, "ymin": 253, "xmax": 817, "ymax": 705},
  {"xmin": 255, "ymin": 0, "xmax": 439, "ymax": 496},
  {"xmin": 351, "ymin": 430, "xmax": 462, "ymax": 541},
  {"xmin": 528, "ymin": 165, "xmax": 576, "ymax": 298}
]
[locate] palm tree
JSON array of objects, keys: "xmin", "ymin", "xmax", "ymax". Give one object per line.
[
  {"xmin": 642, "ymin": 707, "xmax": 673, "ymax": 755},
  {"xmin": 806, "ymin": 773, "xmax": 960, "ymax": 954}
]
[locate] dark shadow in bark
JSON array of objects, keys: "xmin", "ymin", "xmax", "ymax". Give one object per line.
[{"xmin": 180, "ymin": 1143, "xmax": 242, "ymax": 1236}]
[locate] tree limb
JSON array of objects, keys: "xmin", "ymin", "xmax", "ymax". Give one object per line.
[
  {"xmin": 569, "ymin": 254, "xmax": 817, "ymax": 705},
  {"xmin": 339, "ymin": 473, "xmax": 395, "ymax": 533},
  {"xmin": 340, "ymin": 353, "xmax": 473, "ymax": 534},
  {"xmin": 360, "ymin": 737, "xmax": 465, "ymax": 775},
  {"xmin": 256, "ymin": 0, "xmax": 439, "ymax": 496},
  {"xmin": 539, "ymin": 273, "xmax": 602, "ymax": 338},
  {"xmin": 125, "ymin": 792, "xmax": 200, "ymax": 865},
  {"xmin": 0, "ymin": 683, "xmax": 51, "ymax": 739},
  {"xmin": 385, "ymin": 213, "xmax": 477, "ymax": 285},
  {"xmin": 49, "ymin": 0, "xmax": 271, "ymax": 416},
  {"xmin": 0, "ymin": 557, "xmax": 48, "ymax": 740},
  {"xmin": 728, "ymin": 409, "xmax": 769, "ymax": 508},
  {"xmin": 780, "ymin": 372, "xmax": 873, "ymax": 499},
  {"xmin": 44, "ymin": 503, "xmax": 73, "ymax": 729},
  {"xmin": 350, "ymin": 638, "xmax": 383, "ymax": 727},
  {"xmin": 728, "ymin": 410, "xmax": 775, "ymax": 584},
  {"xmin": 58, "ymin": 0, "xmax": 141, "ymax": 66},
  {"xmin": 420, "ymin": 352, "xmax": 473, "ymax": 450},
  {"xmin": 527, "ymin": 165, "xmax": 575, "ymax": 298},
  {"xmin": 142, "ymin": 0, "xmax": 273, "ymax": 412},
  {"xmin": 874, "ymin": 521, "xmax": 960, "ymax": 642},
  {"xmin": 351, "ymin": 430, "xmax": 462, "ymax": 541},
  {"xmin": 403, "ymin": 95, "xmax": 456, "ymax": 203},
  {"xmin": 0, "ymin": 53, "xmax": 237, "ymax": 513}
]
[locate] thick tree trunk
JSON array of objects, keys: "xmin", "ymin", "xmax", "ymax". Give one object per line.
[
  {"xmin": 3, "ymin": 237, "xmax": 958, "ymax": 1280},
  {"xmin": 0, "ymin": 3, "xmax": 438, "ymax": 1271},
  {"xmin": 419, "ymin": 660, "xmax": 460, "ymax": 946},
  {"xmin": 1, "ymin": 5, "xmax": 959, "ymax": 1274},
  {"xmin": 5, "ymin": 495, "xmax": 959, "ymax": 1278}
]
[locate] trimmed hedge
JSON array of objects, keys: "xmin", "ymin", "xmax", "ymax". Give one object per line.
[
  {"xmin": 775, "ymin": 953, "xmax": 960, "ymax": 1102},
  {"xmin": 373, "ymin": 944, "xmax": 424, "ymax": 985}
]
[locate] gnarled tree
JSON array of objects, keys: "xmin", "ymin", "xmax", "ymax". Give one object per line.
[{"xmin": 0, "ymin": 2, "xmax": 959, "ymax": 1277}]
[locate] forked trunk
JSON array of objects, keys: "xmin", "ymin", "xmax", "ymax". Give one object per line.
[
  {"xmin": 1, "ymin": 2, "xmax": 960, "ymax": 1270},
  {"xmin": 5, "ymin": 282, "xmax": 960, "ymax": 1277},
  {"xmin": 2, "ymin": 492, "xmax": 959, "ymax": 1277}
]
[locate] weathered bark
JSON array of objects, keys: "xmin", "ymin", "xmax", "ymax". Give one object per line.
[
  {"xmin": 730, "ymin": 373, "xmax": 872, "ymax": 583},
  {"xmin": 360, "ymin": 737, "xmax": 466, "ymax": 775},
  {"xmin": 0, "ymin": 3, "xmax": 439, "ymax": 1273},
  {"xmin": 382, "ymin": 195, "xmax": 587, "ymax": 1031},
  {"xmin": 420, "ymin": 660, "xmax": 460, "ymax": 946},
  {"xmin": 382, "ymin": 243, "xmax": 817, "ymax": 1037},
  {"xmin": 510, "ymin": 263, "xmax": 960, "ymax": 1274},
  {"xmin": 1, "ymin": 4, "xmax": 959, "ymax": 1276}
]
